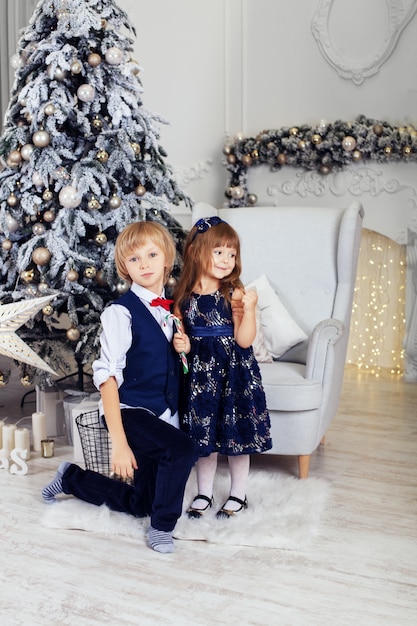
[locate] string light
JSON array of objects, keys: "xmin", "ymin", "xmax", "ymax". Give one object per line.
[{"xmin": 347, "ymin": 230, "xmax": 406, "ymax": 377}]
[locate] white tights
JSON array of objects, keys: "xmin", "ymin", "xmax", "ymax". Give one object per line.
[{"xmin": 193, "ymin": 452, "xmax": 250, "ymax": 511}]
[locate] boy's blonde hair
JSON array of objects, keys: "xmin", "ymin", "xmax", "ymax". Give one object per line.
[{"xmin": 115, "ymin": 221, "xmax": 176, "ymax": 282}]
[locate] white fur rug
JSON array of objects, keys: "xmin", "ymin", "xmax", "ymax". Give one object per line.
[{"xmin": 42, "ymin": 467, "xmax": 329, "ymax": 549}]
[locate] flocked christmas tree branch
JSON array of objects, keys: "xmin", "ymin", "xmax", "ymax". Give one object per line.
[
  {"xmin": 0, "ymin": 0, "xmax": 191, "ymax": 387},
  {"xmin": 224, "ymin": 115, "xmax": 417, "ymax": 207}
]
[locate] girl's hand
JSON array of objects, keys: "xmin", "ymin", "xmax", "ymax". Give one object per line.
[
  {"xmin": 110, "ymin": 440, "xmax": 138, "ymax": 481},
  {"xmin": 173, "ymin": 331, "xmax": 191, "ymax": 354},
  {"xmin": 242, "ymin": 288, "xmax": 258, "ymax": 312}
]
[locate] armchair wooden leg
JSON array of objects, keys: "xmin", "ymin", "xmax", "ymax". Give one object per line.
[{"xmin": 298, "ymin": 455, "xmax": 311, "ymax": 479}]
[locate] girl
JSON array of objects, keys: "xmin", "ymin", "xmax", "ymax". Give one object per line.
[
  {"xmin": 173, "ymin": 216, "xmax": 272, "ymax": 519},
  {"xmin": 42, "ymin": 221, "xmax": 197, "ymax": 553}
]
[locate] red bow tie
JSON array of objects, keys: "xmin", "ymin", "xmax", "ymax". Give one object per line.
[{"xmin": 150, "ymin": 297, "xmax": 174, "ymax": 311}]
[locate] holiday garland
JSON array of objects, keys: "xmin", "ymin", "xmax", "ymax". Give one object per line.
[{"xmin": 223, "ymin": 114, "xmax": 417, "ymax": 207}]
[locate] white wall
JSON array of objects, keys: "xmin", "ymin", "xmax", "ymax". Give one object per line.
[
  {"xmin": 118, "ymin": 0, "xmax": 417, "ymax": 232},
  {"xmin": 119, "ymin": 0, "xmax": 417, "ymax": 379}
]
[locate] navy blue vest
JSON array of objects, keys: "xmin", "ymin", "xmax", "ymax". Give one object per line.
[{"xmin": 114, "ymin": 290, "xmax": 179, "ymax": 415}]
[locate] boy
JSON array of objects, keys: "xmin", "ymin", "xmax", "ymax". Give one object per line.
[{"xmin": 42, "ymin": 221, "xmax": 196, "ymax": 553}]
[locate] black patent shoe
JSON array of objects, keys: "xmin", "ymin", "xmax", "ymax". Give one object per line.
[
  {"xmin": 186, "ymin": 494, "xmax": 214, "ymax": 519},
  {"xmin": 216, "ymin": 496, "xmax": 248, "ymax": 519}
]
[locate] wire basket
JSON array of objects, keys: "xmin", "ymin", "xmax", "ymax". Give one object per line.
[{"xmin": 76, "ymin": 410, "xmax": 112, "ymax": 476}]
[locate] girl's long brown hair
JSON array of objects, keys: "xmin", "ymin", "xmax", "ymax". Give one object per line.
[{"xmin": 174, "ymin": 219, "xmax": 243, "ymax": 313}]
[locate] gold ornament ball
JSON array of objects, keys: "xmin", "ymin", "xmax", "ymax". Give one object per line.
[
  {"xmin": 9, "ymin": 150, "xmax": 22, "ymax": 164},
  {"xmin": 298, "ymin": 140, "xmax": 306, "ymax": 150},
  {"xmin": 384, "ymin": 146, "xmax": 392, "ymax": 156},
  {"xmin": 251, "ymin": 149, "xmax": 259, "ymax": 159},
  {"xmin": 95, "ymin": 232, "xmax": 107, "ymax": 246},
  {"xmin": 44, "ymin": 103, "xmax": 56, "ymax": 116},
  {"xmin": 97, "ymin": 150, "xmax": 109, "ymax": 163},
  {"xmin": 84, "ymin": 266, "xmax": 97, "ymax": 279},
  {"xmin": 312, "ymin": 134, "xmax": 322, "ymax": 145},
  {"xmin": 32, "ymin": 247, "xmax": 51, "ymax": 266},
  {"xmin": 130, "ymin": 142, "xmax": 141, "ymax": 155},
  {"xmin": 230, "ymin": 186, "xmax": 244, "ymax": 200},
  {"xmin": 67, "ymin": 269, "xmax": 79, "ymax": 282},
  {"xmin": 42, "ymin": 189, "xmax": 53, "ymax": 201},
  {"xmin": 66, "ymin": 327, "xmax": 81, "ymax": 341},
  {"xmin": 289, "ymin": 127, "xmax": 299, "ymax": 136},
  {"xmin": 247, "ymin": 194, "xmax": 258, "ymax": 205},
  {"xmin": 226, "ymin": 154, "xmax": 236, "ymax": 164},
  {"xmin": 32, "ymin": 129, "xmax": 51, "ymax": 148},
  {"xmin": 7, "ymin": 193, "xmax": 18, "ymax": 207},
  {"xmin": 42, "ymin": 304, "xmax": 54, "ymax": 316},
  {"xmin": 95, "ymin": 270, "xmax": 108, "ymax": 286},
  {"xmin": 276, "ymin": 153, "xmax": 287, "ymax": 165},
  {"xmin": 373, "ymin": 123, "xmax": 384, "ymax": 136},
  {"xmin": 43, "ymin": 210, "xmax": 55, "ymax": 223},
  {"xmin": 352, "ymin": 150, "xmax": 362, "ymax": 162},
  {"xmin": 109, "ymin": 194, "xmax": 122, "ymax": 209},
  {"xmin": 21, "ymin": 269, "xmax": 35, "ymax": 283},
  {"xmin": 223, "ymin": 145, "xmax": 232, "ymax": 155},
  {"xmin": 71, "ymin": 60, "xmax": 82, "ymax": 75},
  {"xmin": 88, "ymin": 53, "xmax": 102, "ymax": 67},
  {"xmin": 320, "ymin": 165, "xmax": 331, "ymax": 175},
  {"xmin": 2, "ymin": 239, "xmax": 12, "ymax": 251},
  {"xmin": 92, "ymin": 116, "xmax": 103, "ymax": 130},
  {"xmin": 101, "ymin": 18, "xmax": 107, "ymax": 28},
  {"xmin": 167, "ymin": 275, "xmax": 177, "ymax": 288},
  {"xmin": 403, "ymin": 146, "xmax": 412, "ymax": 157},
  {"xmin": 88, "ymin": 197, "xmax": 101, "ymax": 210},
  {"xmin": 135, "ymin": 184, "xmax": 146, "ymax": 196},
  {"xmin": 20, "ymin": 375, "xmax": 33, "ymax": 387},
  {"xmin": 241, "ymin": 154, "xmax": 252, "ymax": 167},
  {"xmin": 0, "ymin": 372, "xmax": 10, "ymax": 386}
]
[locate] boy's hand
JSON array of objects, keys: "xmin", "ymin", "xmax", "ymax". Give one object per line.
[
  {"xmin": 173, "ymin": 331, "xmax": 191, "ymax": 354},
  {"xmin": 111, "ymin": 440, "xmax": 138, "ymax": 482}
]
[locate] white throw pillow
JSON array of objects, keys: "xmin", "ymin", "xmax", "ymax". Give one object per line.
[
  {"xmin": 252, "ymin": 306, "xmax": 273, "ymax": 363},
  {"xmin": 245, "ymin": 274, "xmax": 308, "ymax": 358}
]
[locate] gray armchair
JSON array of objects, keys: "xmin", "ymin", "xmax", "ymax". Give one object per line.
[{"xmin": 191, "ymin": 202, "xmax": 364, "ymax": 477}]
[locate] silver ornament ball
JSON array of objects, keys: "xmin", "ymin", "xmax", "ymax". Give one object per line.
[
  {"xmin": 21, "ymin": 143, "xmax": 34, "ymax": 161},
  {"xmin": 32, "ymin": 130, "xmax": 51, "ymax": 148},
  {"xmin": 77, "ymin": 84, "xmax": 96, "ymax": 103},
  {"xmin": 105, "ymin": 47, "xmax": 124, "ymax": 66},
  {"xmin": 59, "ymin": 185, "xmax": 82, "ymax": 208}
]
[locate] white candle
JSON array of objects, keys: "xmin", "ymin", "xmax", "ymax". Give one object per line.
[
  {"xmin": 14, "ymin": 428, "xmax": 31, "ymax": 460},
  {"xmin": 2, "ymin": 424, "xmax": 17, "ymax": 453},
  {"xmin": 32, "ymin": 412, "xmax": 47, "ymax": 452},
  {"xmin": 0, "ymin": 420, "xmax": 4, "ymax": 449}
]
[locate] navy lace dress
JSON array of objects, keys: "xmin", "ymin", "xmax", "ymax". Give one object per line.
[{"xmin": 180, "ymin": 290, "xmax": 272, "ymax": 456}]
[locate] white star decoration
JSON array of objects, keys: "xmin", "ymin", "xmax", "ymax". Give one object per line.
[{"xmin": 0, "ymin": 295, "xmax": 58, "ymax": 375}]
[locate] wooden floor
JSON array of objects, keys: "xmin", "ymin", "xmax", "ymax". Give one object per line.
[{"xmin": 0, "ymin": 361, "xmax": 416, "ymax": 626}]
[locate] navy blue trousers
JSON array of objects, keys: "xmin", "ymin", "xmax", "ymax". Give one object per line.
[{"xmin": 62, "ymin": 408, "xmax": 197, "ymax": 532}]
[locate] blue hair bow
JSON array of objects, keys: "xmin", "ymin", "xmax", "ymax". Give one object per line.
[{"xmin": 192, "ymin": 216, "xmax": 224, "ymax": 241}]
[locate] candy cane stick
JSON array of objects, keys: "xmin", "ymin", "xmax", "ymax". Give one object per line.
[{"xmin": 165, "ymin": 314, "xmax": 189, "ymax": 374}]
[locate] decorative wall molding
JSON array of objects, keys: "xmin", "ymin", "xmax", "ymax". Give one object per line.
[
  {"xmin": 173, "ymin": 159, "xmax": 213, "ymax": 188},
  {"xmin": 311, "ymin": 0, "xmax": 417, "ymax": 84},
  {"xmin": 267, "ymin": 167, "xmax": 417, "ymax": 241}
]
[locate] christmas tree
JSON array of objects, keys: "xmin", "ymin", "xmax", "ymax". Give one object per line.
[{"xmin": 0, "ymin": 0, "xmax": 191, "ymax": 387}]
